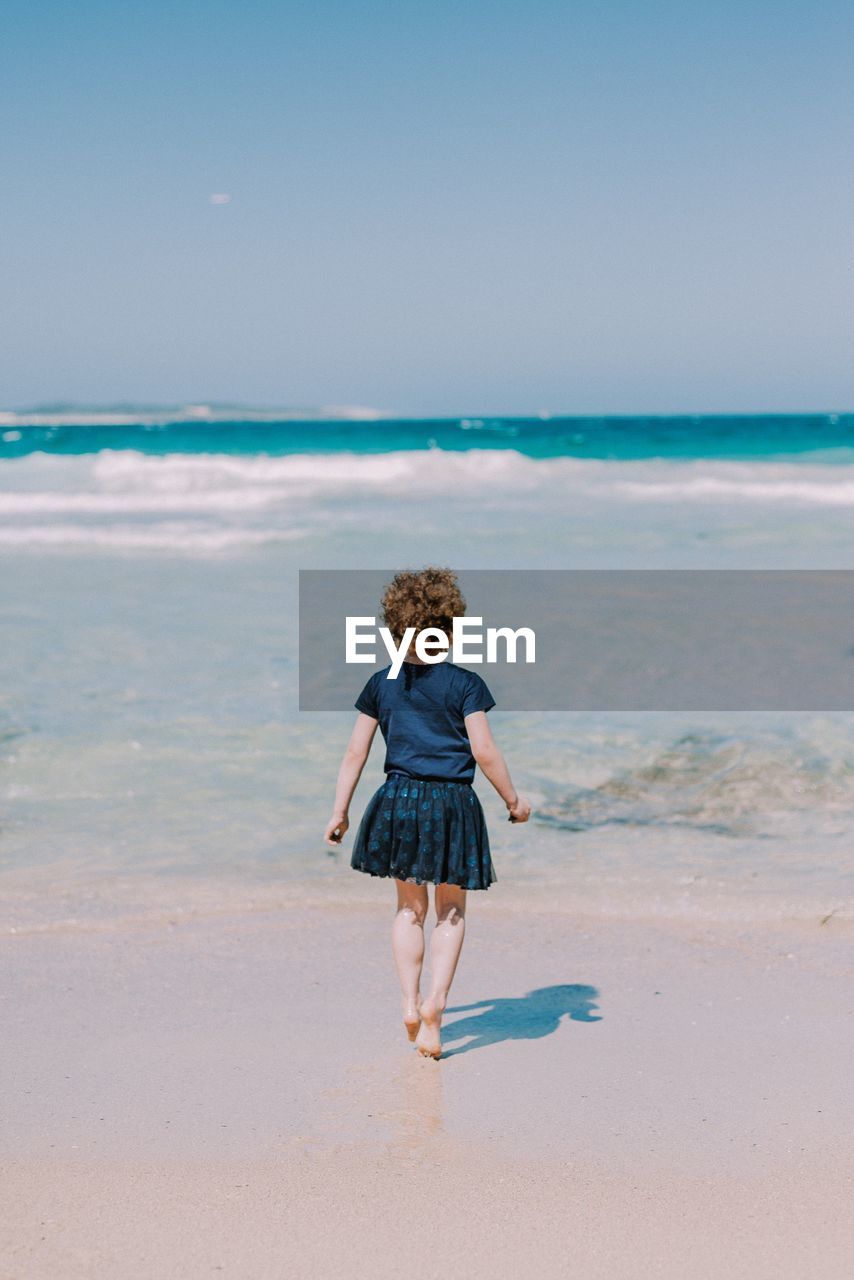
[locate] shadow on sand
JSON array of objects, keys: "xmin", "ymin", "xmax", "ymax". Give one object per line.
[{"xmin": 441, "ymin": 984, "xmax": 601, "ymax": 1058}]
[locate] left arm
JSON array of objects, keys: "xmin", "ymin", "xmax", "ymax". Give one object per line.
[
  {"xmin": 465, "ymin": 710, "xmax": 530, "ymax": 822},
  {"xmin": 324, "ymin": 713, "xmax": 379, "ymax": 846}
]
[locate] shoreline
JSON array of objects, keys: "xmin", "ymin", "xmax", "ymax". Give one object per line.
[{"xmin": 3, "ymin": 860, "xmax": 853, "ymax": 940}]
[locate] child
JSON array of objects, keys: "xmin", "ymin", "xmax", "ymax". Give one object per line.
[{"xmin": 324, "ymin": 567, "xmax": 530, "ymax": 1059}]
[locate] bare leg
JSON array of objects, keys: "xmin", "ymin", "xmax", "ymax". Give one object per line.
[
  {"xmin": 392, "ymin": 879, "xmax": 428, "ymax": 1041},
  {"xmin": 415, "ymin": 883, "xmax": 467, "ymax": 1059}
]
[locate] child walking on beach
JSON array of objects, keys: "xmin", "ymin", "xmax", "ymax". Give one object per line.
[{"xmin": 324, "ymin": 568, "xmax": 530, "ymax": 1059}]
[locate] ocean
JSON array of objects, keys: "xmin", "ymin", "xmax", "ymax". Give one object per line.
[{"xmin": 1, "ymin": 412, "xmax": 853, "ymax": 932}]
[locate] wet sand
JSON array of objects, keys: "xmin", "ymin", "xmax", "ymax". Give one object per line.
[{"xmin": 3, "ymin": 898, "xmax": 853, "ymax": 1278}]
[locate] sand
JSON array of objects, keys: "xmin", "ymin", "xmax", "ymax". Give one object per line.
[{"xmin": 2, "ymin": 897, "xmax": 853, "ymax": 1279}]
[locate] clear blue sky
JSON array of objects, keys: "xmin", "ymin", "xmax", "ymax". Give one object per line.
[{"xmin": 2, "ymin": 0, "xmax": 852, "ymax": 415}]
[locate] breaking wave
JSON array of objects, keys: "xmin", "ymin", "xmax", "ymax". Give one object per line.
[
  {"xmin": 535, "ymin": 730, "xmax": 854, "ymax": 838},
  {"xmin": 3, "ymin": 448, "xmax": 854, "ymax": 552}
]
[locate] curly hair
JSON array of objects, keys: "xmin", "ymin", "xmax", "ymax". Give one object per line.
[{"xmin": 381, "ymin": 567, "xmax": 466, "ymax": 644}]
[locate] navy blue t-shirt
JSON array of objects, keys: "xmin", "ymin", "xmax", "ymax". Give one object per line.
[{"xmin": 355, "ymin": 661, "xmax": 496, "ymax": 783}]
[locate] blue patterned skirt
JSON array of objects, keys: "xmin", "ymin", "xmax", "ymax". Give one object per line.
[{"xmin": 350, "ymin": 772, "xmax": 496, "ymax": 890}]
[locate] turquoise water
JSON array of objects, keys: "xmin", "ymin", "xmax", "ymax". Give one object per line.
[
  {"xmin": 2, "ymin": 412, "xmax": 854, "ymax": 461},
  {"xmin": 1, "ymin": 412, "xmax": 853, "ymax": 930}
]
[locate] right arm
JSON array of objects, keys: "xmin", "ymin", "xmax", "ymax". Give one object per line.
[
  {"xmin": 324, "ymin": 712, "xmax": 379, "ymax": 846},
  {"xmin": 465, "ymin": 711, "xmax": 531, "ymax": 823}
]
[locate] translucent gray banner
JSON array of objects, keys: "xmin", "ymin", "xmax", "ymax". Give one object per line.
[{"xmin": 299, "ymin": 570, "xmax": 854, "ymax": 711}]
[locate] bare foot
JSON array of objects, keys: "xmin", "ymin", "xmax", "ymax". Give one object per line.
[
  {"xmin": 414, "ymin": 996, "xmax": 443, "ymax": 1059},
  {"xmin": 403, "ymin": 1002, "xmax": 421, "ymax": 1042}
]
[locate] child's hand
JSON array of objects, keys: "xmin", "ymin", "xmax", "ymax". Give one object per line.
[
  {"xmin": 324, "ymin": 814, "xmax": 349, "ymax": 846},
  {"xmin": 507, "ymin": 795, "xmax": 532, "ymax": 824}
]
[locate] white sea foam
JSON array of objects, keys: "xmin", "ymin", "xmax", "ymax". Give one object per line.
[
  {"xmin": 614, "ymin": 472, "xmax": 854, "ymax": 505},
  {"xmin": 84, "ymin": 449, "xmax": 854, "ymax": 510},
  {"xmin": 91, "ymin": 448, "xmax": 426, "ymax": 491},
  {"xmin": 0, "ymin": 522, "xmax": 301, "ymax": 550},
  {"xmin": 5, "ymin": 447, "xmax": 854, "ymax": 506},
  {"xmin": 3, "ymin": 449, "xmax": 854, "ymax": 558},
  {"xmin": 0, "ymin": 487, "xmax": 295, "ymax": 514}
]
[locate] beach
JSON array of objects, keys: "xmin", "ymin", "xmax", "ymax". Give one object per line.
[
  {"xmin": 2, "ymin": 416, "xmax": 854, "ymax": 1275},
  {"xmin": 4, "ymin": 897, "xmax": 853, "ymax": 1279},
  {"xmin": 6, "ymin": 0, "xmax": 854, "ymax": 1262}
]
